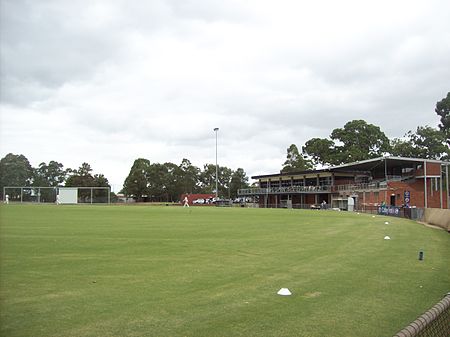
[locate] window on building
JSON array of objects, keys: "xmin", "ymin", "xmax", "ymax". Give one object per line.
[
  {"xmin": 293, "ymin": 179, "xmax": 304, "ymax": 186},
  {"xmin": 319, "ymin": 177, "xmax": 332, "ymax": 186},
  {"xmin": 281, "ymin": 180, "xmax": 291, "ymax": 187}
]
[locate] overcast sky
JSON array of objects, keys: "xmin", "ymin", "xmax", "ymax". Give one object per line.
[{"xmin": 1, "ymin": 0, "xmax": 449, "ymax": 191}]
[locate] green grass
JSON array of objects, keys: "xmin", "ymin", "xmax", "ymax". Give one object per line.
[{"xmin": 0, "ymin": 205, "xmax": 449, "ymax": 337}]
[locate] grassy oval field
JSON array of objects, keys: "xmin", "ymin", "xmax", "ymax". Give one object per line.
[{"xmin": 0, "ymin": 204, "xmax": 449, "ymax": 337}]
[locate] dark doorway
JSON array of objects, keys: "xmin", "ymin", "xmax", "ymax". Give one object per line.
[{"xmin": 390, "ymin": 195, "xmax": 396, "ymax": 206}]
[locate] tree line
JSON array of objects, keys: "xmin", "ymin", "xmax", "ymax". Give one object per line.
[
  {"xmin": 0, "ymin": 154, "xmax": 250, "ymax": 202},
  {"xmin": 0, "ymin": 157, "xmax": 111, "ymax": 199},
  {"xmin": 121, "ymin": 158, "xmax": 249, "ymax": 202},
  {"xmin": 281, "ymin": 92, "xmax": 450, "ymax": 172}
]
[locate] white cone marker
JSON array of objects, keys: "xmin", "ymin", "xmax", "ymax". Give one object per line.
[{"xmin": 277, "ymin": 288, "xmax": 292, "ymax": 296}]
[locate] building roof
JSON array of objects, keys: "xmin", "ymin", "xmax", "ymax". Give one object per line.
[
  {"xmin": 252, "ymin": 156, "xmax": 450, "ymax": 179},
  {"xmin": 251, "ymin": 168, "xmax": 332, "ymax": 179},
  {"xmin": 330, "ymin": 156, "xmax": 447, "ymax": 171}
]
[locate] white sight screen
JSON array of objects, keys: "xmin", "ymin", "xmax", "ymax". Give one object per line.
[{"xmin": 58, "ymin": 188, "xmax": 78, "ymax": 204}]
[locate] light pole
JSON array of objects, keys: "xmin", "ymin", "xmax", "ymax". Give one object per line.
[{"xmin": 214, "ymin": 127, "xmax": 219, "ymax": 199}]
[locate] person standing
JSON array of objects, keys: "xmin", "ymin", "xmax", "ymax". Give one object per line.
[{"xmin": 183, "ymin": 196, "xmax": 189, "ymax": 207}]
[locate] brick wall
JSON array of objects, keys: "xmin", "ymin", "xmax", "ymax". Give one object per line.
[
  {"xmin": 357, "ymin": 179, "xmax": 448, "ymax": 209},
  {"xmin": 388, "ymin": 179, "xmax": 448, "ymax": 208},
  {"xmin": 414, "ymin": 162, "xmax": 442, "ymax": 177}
]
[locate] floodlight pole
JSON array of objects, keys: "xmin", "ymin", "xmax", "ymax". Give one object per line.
[{"xmin": 214, "ymin": 128, "xmax": 219, "ymax": 199}]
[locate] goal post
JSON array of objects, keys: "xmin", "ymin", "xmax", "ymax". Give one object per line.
[{"xmin": 3, "ymin": 186, "xmax": 111, "ymax": 204}]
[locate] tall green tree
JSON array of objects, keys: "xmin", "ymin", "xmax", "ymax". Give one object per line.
[
  {"xmin": 229, "ymin": 168, "xmax": 249, "ymax": 199},
  {"xmin": 65, "ymin": 163, "xmax": 95, "ymax": 187},
  {"xmin": 302, "ymin": 138, "xmax": 336, "ymax": 166},
  {"xmin": 65, "ymin": 163, "xmax": 110, "ymax": 202},
  {"xmin": 164, "ymin": 162, "xmax": 183, "ymax": 202},
  {"xmin": 281, "ymin": 144, "xmax": 313, "ymax": 172},
  {"xmin": 121, "ymin": 158, "xmax": 247, "ymax": 201},
  {"xmin": 179, "ymin": 158, "xmax": 200, "ymax": 194},
  {"xmin": 93, "ymin": 174, "xmax": 110, "ymax": 187},
  {"xmin": 0, "ymin": 153, "xmax": 34, "ymax": 198},
  {"xmin": 303, "ymin": 120, "xmax": 391, "ymax": 166},
  {"xmin": 199, "ymin": 164, "xmax": 217, "ymax": 194},
  {"xmin": 122, "ymin": 158, "xmax": 151, "ymax": 201},
  {"xmin": 199, "ymin": 164, "xmax": 233, "ymax": 197},
  {"xmin": 218, "ymin": 166, "xmax": 232, "ymax": 198},
  {"xmin": 33, "ymin": 161, "xmax": 68, "ymax": 187},
  {"xmin": 391, "ymin": 126, "xmax": 450, "ymax": 160},
  {"xmin": 390, "ymin": 138, "xmax": 416, "ymax": 158},
  {"xmin": 330, "ymin": 120, "xmax": 391, "ymax": 163},
  {"xmin": 435, "ymin": 92, "xmax": 450, "ymax": 145},
  {"xmin": 147, "ymin": 163, "xmax": 169, "ymax": 201}
]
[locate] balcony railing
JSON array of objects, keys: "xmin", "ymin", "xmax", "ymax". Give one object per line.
[
  {"xmin": 238, "ymin": 181, "xmax": 388, "ymax": 196},
  {"xmin": 238, "ymin": 185, "xmax": 331, "ymax": 196},
  {"xmin": 334, "ymin": 181, "xmax": 387, "ymax": 191}
]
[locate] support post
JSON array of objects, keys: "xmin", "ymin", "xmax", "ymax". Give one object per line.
[
  {"xmin": 424, "ymin": 160, "xmax": 428, "ymax": 208},
  {"xmin": 265, "ymin": 188, "xmax": 268, "ymax": 209},
  {"xmin": 440, "ymin": 166, "xmax": 443, "ymax": 209},
  {"xmin": 446, "ymin": 165, "xmax": 449, "ymax": 209},
  {"xmin": 384, "ymin": 157, "xmax": 388, "ymax": 203}
]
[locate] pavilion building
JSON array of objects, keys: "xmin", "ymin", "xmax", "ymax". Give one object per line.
[{"xmin": 238, "ymin": 156, "xmax": 450, "ymax": 210}]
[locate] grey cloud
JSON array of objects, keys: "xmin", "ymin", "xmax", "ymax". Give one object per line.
[
  {"xmin": 1, "ymin": 1, "xmax": 128, "ymax": 105},
  {"xmin": 0, "ymin": 0, "xmax": 248, "ymax": 107},
  {"xmin": 166, "ymin": 0, "xmax": 251, "ymax": 23}
]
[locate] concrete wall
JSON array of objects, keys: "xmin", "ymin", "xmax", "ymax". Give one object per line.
[{"xmin": 424, "ymin": 208, "xmax": 450, "ymax": 231}]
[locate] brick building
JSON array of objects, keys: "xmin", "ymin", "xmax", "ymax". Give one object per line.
[
  {"xmin": 179, "ymin": 193, "xmax": 216, "ymax": 206},
  {"xmin": 238, "ymin": 156, "xmax": 450, "ymax": 210}
]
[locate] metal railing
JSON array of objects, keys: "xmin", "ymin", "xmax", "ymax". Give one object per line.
[
  {"xmin": 334, "ymin": 181, "xmax": 387, "ymax": 191},
  {"xmin": 238, "ymin": 181, "xmax": 389, "ymax": 196},
  {"xmin": 238, "ymin": 185, "xmax": 331, "ymax": 196},
  {"xmin": 246, "ymin": 203, "xmax": 327, "ymax": 210}
]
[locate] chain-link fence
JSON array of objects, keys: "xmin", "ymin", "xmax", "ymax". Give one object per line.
[
  {"xmin": 393, "ymin": 293, "xmax": 450, "ymax": 337},
  {"xmin": 3, "ymin": 186, "xmax": 110, "ymax": 204}
]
